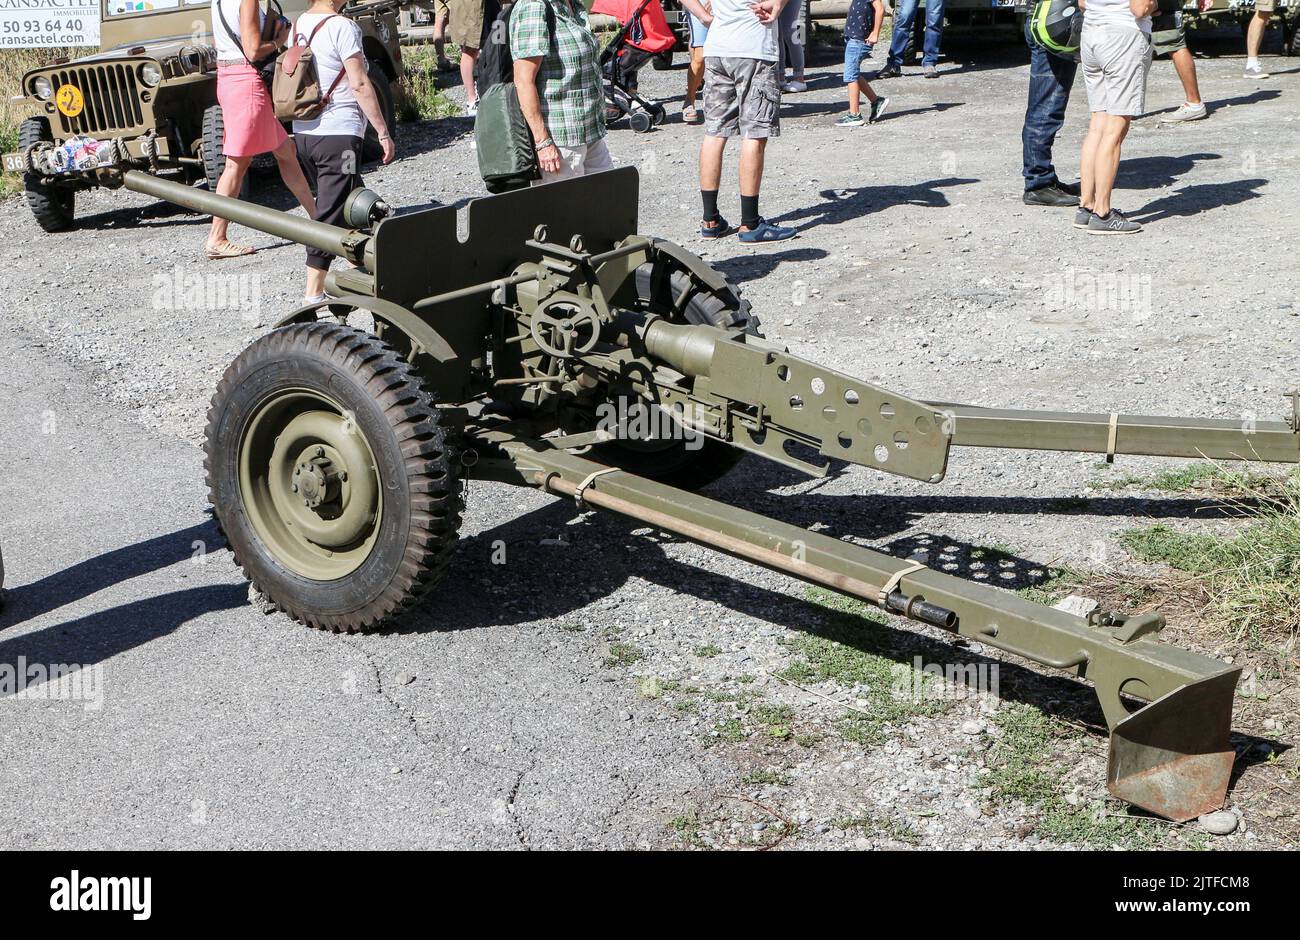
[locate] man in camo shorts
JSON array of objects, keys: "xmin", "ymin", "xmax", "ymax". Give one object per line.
[{"xmin": 681, "ymin": 0, "xmax": 797, "ymax": 242}]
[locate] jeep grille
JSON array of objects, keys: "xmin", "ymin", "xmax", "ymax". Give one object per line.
[{"xmin": 48, "ymin": 64, "xmax": 148, "ymax": 138}]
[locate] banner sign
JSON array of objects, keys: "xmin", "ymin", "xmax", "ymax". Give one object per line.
[{"xmin": 0, "ymin": 0, "xmax": 100, "ymax": 48}]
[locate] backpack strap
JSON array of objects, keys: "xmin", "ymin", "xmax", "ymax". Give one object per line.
[{"xmin": 300, "ymin": 14, "xmax": 348, "ymax": 106}]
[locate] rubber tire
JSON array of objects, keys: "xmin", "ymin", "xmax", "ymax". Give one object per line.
[
  {"xmin": 361, "ymin": 67, "xmax": 397, "ymax": 165},
  {"xmin": 200, "ymin": 104, "xmax": 249, "ymax": 198},
  {"xmin": 597, "ymin": 263, "xmax": 759, "ymax": 489},
  {"xmin": 19, "ymin": 118, "xmax": 75, "ymax": 232},
  {"xmin": 629, "ymin": 109, "xmax": 653, "ymax": 133},
  {"xmin": 205, "ymin": 321, "xmax": 462, "ymax": 632}
]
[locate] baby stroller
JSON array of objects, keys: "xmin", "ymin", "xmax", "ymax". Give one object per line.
[{"xmin": 592, "ymin": 0, "xmax": 674, "ymax": 132}]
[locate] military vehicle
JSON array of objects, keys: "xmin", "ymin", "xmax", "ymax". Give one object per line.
[
  {"xmin": 1185, "ymin": 0, "xmax": 1298, "ymax": 55},
  {"xmin": 889, "ymin": 0, "xmax": 1029, "ymax": 56},
  {"xmin": 18, "ymin": 156, "xmax": 1297, "ymax": 820},
  {"xmin": 2, "ymin": 0, "xmax": 408, "ymax": 233}
]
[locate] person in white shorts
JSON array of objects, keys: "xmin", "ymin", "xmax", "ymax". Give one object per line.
[{"xmin": 1077, "ymin": 0, "xmax": 1155, "ymax": 235}]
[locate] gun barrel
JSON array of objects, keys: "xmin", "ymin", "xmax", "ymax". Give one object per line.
[{"xmin": 121, "ymin": 170, "xmax": 370, "ymax": 265}]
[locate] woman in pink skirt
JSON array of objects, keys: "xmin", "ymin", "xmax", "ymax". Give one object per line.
[{"xmin": 207, "ymin": 0, "xmax": 317, "ymax": 259}]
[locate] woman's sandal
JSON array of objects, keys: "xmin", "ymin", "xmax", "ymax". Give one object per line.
[
  {"xmin": 682, "ymin": 105, "xmax": 703, "ymax": 125},
  {"xmin": 205, "ymin": 241, "xmax": 255, "ymax": 260}
]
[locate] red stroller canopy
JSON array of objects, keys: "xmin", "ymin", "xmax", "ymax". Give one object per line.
[{"xmin": 591, "ymin": 0, "xmax": 677, "ymax": 54}]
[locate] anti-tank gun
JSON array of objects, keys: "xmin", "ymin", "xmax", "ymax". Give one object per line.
[{"xmin": 116, "ymin": 167, "xmax": 1299, "ymax": 824}]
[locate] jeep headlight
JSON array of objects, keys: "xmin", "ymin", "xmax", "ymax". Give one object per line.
[
  {"xmin": 140, "ymin": 62, "xmax": 163, "ymax": 87},
  {"xmin": 32, "ymin": 76, "xmax": 53, "ymax": 100}
]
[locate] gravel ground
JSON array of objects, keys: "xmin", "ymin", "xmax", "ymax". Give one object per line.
[{"xmin": 1, "ymin": 33, "xmax": 1296, "ymax": 849}]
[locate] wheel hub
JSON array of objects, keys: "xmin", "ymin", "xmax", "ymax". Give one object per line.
[{"xmin": 292, "ymin": 448, "xmax": 343, "ymax": 510}]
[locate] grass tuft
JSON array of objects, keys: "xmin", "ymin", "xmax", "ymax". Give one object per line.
[
  {"xmin": 1119, "ymin": 468, "xmax": 1300, "ymax": 649},
  {"xmin": 397, "ymin": 46, "xmax": 462, "ymax": 122}
]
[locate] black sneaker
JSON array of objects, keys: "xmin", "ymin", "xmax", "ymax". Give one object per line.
[
  {"xmin": 1087, "ymin": 209, "xmax": 1142, "ymax": 235},
  {"xmin": 1057, "ymin": 180, "xmax": 1082, "ymax": 196},
  {"xmin": 1023, "ymin": 183, "xmax": 1080, "ymax": 207},
  {"xmin": 874, "ymin": 64, "xmax": 901, "ymax": 79}
]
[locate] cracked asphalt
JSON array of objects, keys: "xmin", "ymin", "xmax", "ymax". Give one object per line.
[{"xmin": 0, "ymin": 337, "xmax": 732, "ymax": 849}]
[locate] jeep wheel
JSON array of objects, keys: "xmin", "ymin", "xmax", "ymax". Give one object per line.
[
  {"xmin": 361, "ymin": 66, "xmax": 397, "ymax": 165},
  {"xmin": 200, "ymin": 105, "xmax": 249, "ymax": 198},
  {"xmin": 205, "ymin": 322, "xmax": 463, "ymax": 632},
  {"xmin": 19, "ymin": 118, "xmax": 75, "ymax": 232}
]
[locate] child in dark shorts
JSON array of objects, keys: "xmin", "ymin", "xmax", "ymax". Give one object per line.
[{"xmin": 837, "ymin": 0, "xmax": 889, "ymax": 126}]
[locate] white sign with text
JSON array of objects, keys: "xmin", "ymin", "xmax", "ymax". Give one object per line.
[{"xmin": 0, "ymin": 0, "xmax": 100, "ymax": 48}]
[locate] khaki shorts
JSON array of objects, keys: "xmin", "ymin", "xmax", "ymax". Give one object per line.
[
  {"xmin": 449, "ymin": 0, "xmax": 485, "ymax": 49},
  {"xmin": 1151, "ymin": 12, "xmax": 1186, "ymax": 57},
  {"xmin": 1081, "ymin": 24, "xmax": 1153, "ymax": 117},
  {"xmin": 703, "ymin": 57, "xmax": 780, "ymax": 139}
]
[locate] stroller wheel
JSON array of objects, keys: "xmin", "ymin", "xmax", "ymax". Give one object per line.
[
  {"xmin": 629, "ymin": 110, "xmax": 653, "ymax": 133},
  {"xmin": 650, "ymin": 104, "xmax": 666, "ymax": 127}
]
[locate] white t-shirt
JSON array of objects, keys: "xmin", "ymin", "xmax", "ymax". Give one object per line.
[
  {"xmin": 213, "ymin": 0, "xmax": 263, "ymax": 61},
  {"xmin": 291, "ymin": 13, "xmax": 367, "ymax": 138},
  {"xmin": 1083, "ymin": 0, "xmax": 1151, "ymax": 35},
  {"xmin": 702, "ymin": 0, "xmax": 779, "ymax": 62}
]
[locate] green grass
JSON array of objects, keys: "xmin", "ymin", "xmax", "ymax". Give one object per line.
[
  {"xmin": 742, "ymin": 768, "xmax": 792, "ymax": 787},
  {"xmin": 832, "ymin": 812, "xmax": 920, "ymax": 845},
  {"xmin": 980, "ymin": 702, "xmax": 1201, "ymax": 849},
  {"xmin": 604, "ymin": 642, "xmax": 645, "ymax": 668},
  {"xmin": 777, "ymin": 588, "xmax": 949, "ymax": 744},
  {"xmin": 397, "ymin": 46, "xmax": 462, "ymax": 122},
  {"xmin": 1119, "ymin": 470, "xmax": 1300, "ymax": 649},
  {"xmin": 711, "ymin": 718, "xmax": 745, "ymax": 743},
  {"xmin": 693, "ymin": 643, "xmax": 722, "ymax": 658}
]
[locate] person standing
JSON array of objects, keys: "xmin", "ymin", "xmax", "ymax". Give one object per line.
[
  {"xmin": 293, "ymin": 0, "xmax": 396, "ymax": 302},
  {"xmin": 876, "ymin": 0, "xmax": 945, "ymax": 79},
  {"xmin": 1152, "ymin": 1, "xmax": 1206, "ymax": 122},
  {"xmin": 450, "ymin": 0, "xmax": 486, "ymax": 114},
  {"xmin": 1243, "ymin": 0, "xmax": 1274, "ymax": 78},
  {"xmin": 683, "ymin": 2, "xmax": 711, "ymax": 125},
  {"xmin": 1077, "ymin": 0, "xmax": 1155, "ymax": 234},
  {"xmin": 837, "ymin": 0, "xmax": 888, "ymax": 126},
  {"xmin": 777, "ymin": 0, "xmax": 807, "ymax": 92},
  {"xmin": 207, "ymin": 0, "xmax": 316, "ymax": 259},
  {"xmin": 1021, "ymin": 0, "xmax": 1081, "ymax": 206},
  {"xmin": 431, "ymin": 0, "xmax": 456, "ymax": 72},
  {"xmin": 511, "ymin": 0, "xmax": 611, "ymax": 181},
  {"xmin": 681, "ymin": 0, "xmax": 796, "ymax": 242}
]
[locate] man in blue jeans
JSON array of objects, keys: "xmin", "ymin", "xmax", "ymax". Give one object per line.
[
  {"xmin": 1021, "ymin": 17, "xmax": 1081, "ymax": 206},
  {"xmin": 875, "ymin": 0, "xmax": 945, "ymax": 78}
]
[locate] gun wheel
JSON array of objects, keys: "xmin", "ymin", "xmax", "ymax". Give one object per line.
[
  {"xmin": 599, "ymin": 262, "xmax": 758, "ymax": 488},
  {"xmin": 204, "ymin": 322, "xmax": 462, "ymax": 632}
]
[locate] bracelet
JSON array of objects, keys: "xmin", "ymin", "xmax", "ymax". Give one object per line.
[
  {"xmin": 535, "ymin": 137, "xmax": 555, "ymax": 152},
  {"xmin": 379, "ymin": 135, "xmax": 392, "ymax": 141}
]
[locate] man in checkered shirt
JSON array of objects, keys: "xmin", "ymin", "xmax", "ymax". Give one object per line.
[{"xmin": 511, "ymin": 0, "xmax": 613, "ymax": 181}]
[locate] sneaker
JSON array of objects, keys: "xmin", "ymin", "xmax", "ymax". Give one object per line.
[
  {"xmin": 782, "ymin": 79, "xmax": 808, "ymax": 93},
  {"xmin": 1057, "ymin": 179, "xmax": 1082, "ymax": 197},
  {"xmin": 1023, "ymin": 183, "xmax": 1080, "ymax": 207},
  {"xmin": 1243, "ymin": 63, "xmax": 1270, "ymax": 79},
  {"xmin": 1086, "ymin": 209, "xmax": 1142, "ymax": 235},
  {"xmin": 869, "ymin": 96, "xmax": 890, "ymax": 123},
  {"xmin": 738, "ymin": 219, "xmax": 798, "ymax": 243},
  {"xmin": 1073, "ymin": 207, "xmax": 1092, "ymax": 229},
  {"xmin": 923, "ymin": 65, "xmax": 939, "ymax": 79},
  {"xmin": 1160, "ymin": 101, "xmax": 1208, "ymax": 123},
  {"xmin": 836, "ymin": 111, "xmax": 866, "ymax": 127},
  {"xmin": 465, "ymin": 101, "xmax": 478, "ymax": 117},
  {"xmin": 874, "ymin": 64, "xmax": 901, "ymax": 79},
  {"xmin": 699, "ymin": 215, "xmax": 735, "ymax": 239}
]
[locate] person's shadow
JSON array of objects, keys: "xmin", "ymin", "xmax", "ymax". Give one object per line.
[
  {"xmin": 769, "ymin": 178, "xmax": 979, "ymax": 232},
  {"xmin": 1114, "ymin": 153, "xmax": 1220, "ymax": 189},
  {"xmin": 1129, "ymin": 179, "xmax": 1267, "ymax": 224}
]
